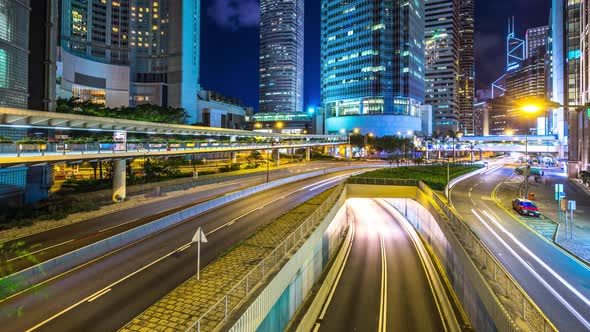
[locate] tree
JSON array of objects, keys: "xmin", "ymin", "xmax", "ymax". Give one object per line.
[
  {"xmin": 448, "ymin": 130, "xmax": 462, "ymax": 163},
  {"xmin": 432, "ymin": 131, "xmax": 443, "ymax": 160}
]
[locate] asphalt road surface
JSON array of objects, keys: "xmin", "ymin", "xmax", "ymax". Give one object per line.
[
  {"xmin": 0, "ymin": 162, "xmax": 354, "ymax": 276},
  {"xmin": 0, "ymin": 169, "xmax": 368, "ymax": 332},
  {"xmin": 315, "ymin": 198, "xmax": 445, "ymax": 332},
  {"xmin": 450, "ymin": 164, "xmax": 590, "ymax": 331}
]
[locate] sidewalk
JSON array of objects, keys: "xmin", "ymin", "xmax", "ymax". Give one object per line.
[
  {"xmin": 0, "ymin": 161, "xmax": 348, "ymax": 242},
  {"xmin": 497, "ymin": 166, "xmax": 590, "ymax": 263}
]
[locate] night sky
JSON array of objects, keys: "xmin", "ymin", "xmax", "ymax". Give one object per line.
[{"xmin": 200, "ymin": 0, "xmax": 552, "ymax": 112}]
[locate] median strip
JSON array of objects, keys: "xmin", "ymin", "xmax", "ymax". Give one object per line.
[{"xmin": 120, "ymin": 186, "xmax": 342, "ymax": 332}]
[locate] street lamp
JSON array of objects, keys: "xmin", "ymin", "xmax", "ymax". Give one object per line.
[
  {"xmin": 340, "ymin": 128, "xmax": 359, "ymax": 166},
  {"xmin": 519, "ymin": 103, "xmax": 542, "ymax": 198}
]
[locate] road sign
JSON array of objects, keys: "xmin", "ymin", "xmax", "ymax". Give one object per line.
[
  {"xmin": 192, "ymin": 227, "xmax": 208, "ymax": 243},
  {"xmin": 569, "ymin": 200, "xmax": 577, "ymax": 211},
  {"xmin": 192, "ymin": 227, "xmax": 207, "ymax": 280}
]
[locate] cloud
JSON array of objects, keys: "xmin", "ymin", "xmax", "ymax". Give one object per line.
[{"xmin": 208, "ymin": 0, "xmax": 260, "ymax": 30}]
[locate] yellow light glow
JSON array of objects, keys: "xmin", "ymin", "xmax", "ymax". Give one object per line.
[
  {"xmin": 522, "ymin": 105, "xmax": 541, "ymax": 113},
  {"xmin": 353, "ymin": 128, "xmax": 359, "ymax": 134},
  {"xmin": 276, "ymin": 122, "xmax": 284, "ymax": 129},
  {"xmin": 505, "ymin": 129, "xmax": 514, "ymax": 136}
]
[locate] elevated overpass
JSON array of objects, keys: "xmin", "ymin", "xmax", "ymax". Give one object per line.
[
  {"xmin": 454, "ymin": 135, "xmax": 559, "ymax": 153},
  {"xmin": 0, "ymin": 107, "xmax": 347, "ymax": 202}
]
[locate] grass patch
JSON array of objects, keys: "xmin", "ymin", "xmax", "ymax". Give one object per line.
[{"xmin": 355, "ymin": 164, "xmax": 484, "ymax": 190}]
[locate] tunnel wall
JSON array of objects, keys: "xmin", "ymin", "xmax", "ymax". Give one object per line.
[{"xmin": 228, "ymin": 189, "xmax": 349, "ymax": 332}]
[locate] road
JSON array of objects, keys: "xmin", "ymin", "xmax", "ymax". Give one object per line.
[
  {"xmin": 0, "ymin": 169, "xmax": 367, "ymax": 332},
  {"xmin": 314, "ymin": 199, "xmax": 446, "ymax": 332},
  {"xmin": 450, "ymin": 164, "xmax": 590, "ymax": 331},
  {"xmin": 0, "ymin": 161, "xmax": 357, "ymax": 276}
]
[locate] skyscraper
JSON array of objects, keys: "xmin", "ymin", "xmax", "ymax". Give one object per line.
[
  {"xmin": 259, "ymin": 0, "xmax": 304, "ymax": 114},
  {"xmin": 321, "ymin": 0, "xmax": 426, "ymax": 137},
  {"xmin": 458, "ymin": 0, "xmax": 475, "ymax": 135},
  {"xmin": 551, "ymin": 0, "xmax": 581, "ymax": 171},
  {"xmin": 58, "ymin": 0, "xmax": 200, "ymax": 120},
  {"xmin": 0, "ymin": 0, "xmax": 30, "ymax": 139},
  {"xmin": 0, "ymin": 0, "xmax": 29, "ymax": 109},
  {"xmin": 425, "ymin": 0, "xmax": 460, "ymax": 133},
  {"xmin": 526, "ymin": 25, "xmax": 550, "ymax": 59}
]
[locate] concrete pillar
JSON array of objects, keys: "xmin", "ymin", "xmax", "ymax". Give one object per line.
[
  {"xmin": 231, "ymin": 151, "xmax": 237, "ymax": 164},
  {"xmin": 112, "ymin": 159, "xmax": 126, "ymax": 202},
  {"xmin": 333, "ymin": 145, "xmax": 339, "ymax": 157},
  {"xmin": 306, "ymin": 147, "xmax": 311, "ymax": 161},
  {"xmin": 274, "ymin": 150, "xmax": 280, "ymax": 166}
]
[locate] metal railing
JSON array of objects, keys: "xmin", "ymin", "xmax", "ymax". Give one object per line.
[
  {"xmin": 346, "ymin": 177, "xmax": 420, "ymax": 186},
  {"xmin": 184, "ymin": 184, "xmax": 345, "ymax": 332},
  {"xmin": 0, "ymin": 141, "xmax": 345, "ymax": 159}
]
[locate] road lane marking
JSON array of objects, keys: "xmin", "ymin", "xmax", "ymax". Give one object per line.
[
  {"xmin": 378, "ymin": 200, "xmax": 449, "ymax": 332},
  {"xmin": 481, "ymin": 210, "xmax": 590, "ymax": 307},
  {"xmin": 21, "ymin": 172, "xmax": 362, "ymax": 331},
  {"xmin": 317, "ymin": 216, "xmax": 355, "ymax": 322},
  {"xmin": 98, "ymin": 218, "xmax": 139, "ymax": 233},
  {"xmin": 472, "ymin": 209, "xmax": 590, "ymax": 330},
  {"xmin": 377, "ymin": 224, "xmax": 388, "ymax": 332},
  {"xmin": 177, "ymin": 244, "xmax": 191, "ymax": 252},
  {"xmin": 7, "ymin": 240, "xmax": 75, "ymax": 263},
  {"xmin": 87, "ymin": 288, "xmax": 111, "ymax": 303}
]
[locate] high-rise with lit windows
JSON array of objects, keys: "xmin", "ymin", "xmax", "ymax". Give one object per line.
[
  {"xmin": 458, "ymin": 0, "xmax": 475, "ymax": 135},
  {"xmin": 58, "ymin": 0, "xmax": 200, "ymax": 120},
  {"xmin": 259, "ymin": 0, "xmax": 304, "ymax": 114},
  {"xmin": 425, "ymin": 0, "xmax": 460, "ymax": 133},
  {"xmin": 321, "ymin": 0, "xmax": 426, "ymax": 137}
]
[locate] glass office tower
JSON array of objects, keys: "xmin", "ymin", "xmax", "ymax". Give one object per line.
[
  {"xmin": 259, "ymin": 0, "xmax": 304, "ymax": 114},
  {"xmin": 321, "ymin": 0, "xmax": 426, "ymax": 137},
  {"xmin": 0, "ymin": 0, "xmax": 30, "ymax": 139},
  {"xmin": 425, "ymin": 0, "xmax": 460, "ymax": 133}
]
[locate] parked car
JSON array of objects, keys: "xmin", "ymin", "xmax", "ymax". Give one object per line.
[{"xmin": 512, "ymin": 198, "xmax": 541, "ymax": 217}]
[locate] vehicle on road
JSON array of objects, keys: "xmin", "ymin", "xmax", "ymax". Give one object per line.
[
  {"xmin": 512, "ymin": 198, "xmax": 541, "ymax": 217},
  {"xmin": 514, "ymin": 167, "xmax": 543, "ymax": 176}
]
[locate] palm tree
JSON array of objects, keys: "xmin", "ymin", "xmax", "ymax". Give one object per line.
[
  {"xmin": 447, "ymin": 130, "xmax": 462, "ymax": 163},
  {"xmin": 432, "ymin": 131, "xmax": 443, "ymax": 160}
]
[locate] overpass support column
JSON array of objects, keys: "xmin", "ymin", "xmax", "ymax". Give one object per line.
[
  {"xmin": 112, "ymin": 159, "xmax": 126, "ymax": 202},
  {"xmin": 274, "ymin": 149, "xmax": 280, "ymax": 166},
  {"xmin": 231, "ymin": 151, "xmax": 237, "ymax": 164},
  {"xmin": 306, "ymin": 147, "xmax": 311, "ymax": 161},
  {"xmin": 333, "ymin": 145, "xmax": 338, "ymax": 157}
]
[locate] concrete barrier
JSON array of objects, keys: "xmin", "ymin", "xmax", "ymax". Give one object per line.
[{"xmin": 0, "ymin": 165, "xmax": 371, "ymax": 298}]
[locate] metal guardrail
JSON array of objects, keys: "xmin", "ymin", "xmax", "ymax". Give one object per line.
[
  {"xmin": 0, "ymin": 141, "xmax": 345, "ymax": 158},
  {"xmin": 184, "ymin": 184, "xmax": 345, "ymax": 332},
  {"xmin": 346, "ymin": 177, "xmax": 420, "ymax": 186},
  {"xmin": 345, "ymin": 177, "xmax": 556, "ymax": 331}
]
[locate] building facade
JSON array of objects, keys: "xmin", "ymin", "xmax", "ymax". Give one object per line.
[
  {"xmin": 321, "ymin": 0, "xmax": 426, "ymax": 137},
  {"xmin": 259, "ymin": 0, "xmax": 304, "ymax": 114},
  {"xmin": 197, "ymin": 90, "xmax": 252, "ymax": 129},
  {"xmin": 526, "ymin": 25, "xmax": 550, "ymax": 59},
  {"xmin": 577, "ymin": 0, "xmax": 590, "ymax": 173},
  {"xmin": 506, "ymin": 55, "xmax": 547, "ymax": 100},
  {"xmin": 58, "ymin": 0, "xmax": 200, "ymax": 117},
  {"xmin": 425, "ymin": 0, "xmax": 460, "ymax": 133},
  {"xmin": 458, "ymin": 0, "xmax": 475, "ymax": 135}
]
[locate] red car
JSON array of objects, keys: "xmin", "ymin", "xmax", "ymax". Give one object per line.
[{"xmin": 512, "ymin": 198, "xmax": 541, "ymax": 217}]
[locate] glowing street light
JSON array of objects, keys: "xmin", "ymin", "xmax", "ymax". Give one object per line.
[{"xmin": 518, "ymin": 104, "xmax": 542, "ymax": 198}]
